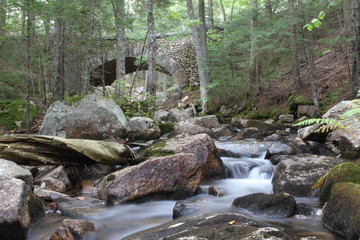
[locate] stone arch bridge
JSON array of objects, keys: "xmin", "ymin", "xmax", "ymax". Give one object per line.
[{"xmin": 89, "ymin": 37, "xmax": 199, "ymax": 88}]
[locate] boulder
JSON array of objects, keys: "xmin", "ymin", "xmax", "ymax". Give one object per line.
[
  {"xmin": 35, "ymin": 166, "xmax": 72, "ymax": 193},
  {"xmin": 322, "ymin": 182, "xmax": 360, "ymax": 239},
  {"xmin": 174, "ymin": 121, "xmax": 213, "ymax": 136},
  {"xmin": 0, "ymin": 176, "xmax": 44, "ymax": 240},
  {"xmin": 185, "ymin": 115, "xmax": 221, "ymax": 129},
  {"xmin": 298, "ymin": 124, "xmax": 328, "ymax": 143},
  {"xmin": 220, "ymin": 105, "xmax": 233, "ymax": 117},
  {"xmin": 231, "ymin": 117, "xmax": 243, "ymax": 129},
  {"xmin": 142, "ymin": 133, "xmax": 226, "ymax": 180},
  {"xmin": 216, "ymin": 140, "xmax": 272, "ymax": 158},
  {"xmin": 213, "ymin": 125, "xmax": 238, "ymax": 139},
  {"xmin": 297, "ymin": 105, "xmax": 316, "ymax": 118},
  {"xmin": 0, "ymin": 158, "xmax": 33, "ymax": 188},
  {"xmin": 319, "ymin": 162, "xmax": 360, "ymax": 205},
  {"xmin": 232, "ymin": 192, "xmax": 297, "ymax": 217},
  {"xmin": 173, "ymin": 200, "xmax": 199, "ymax": 219},
  {"xmin": 279, "ymin": 114, "xmax": 294, "ymax": 123},
  {"xmin": 123, "ymin": 213, "xmax": 288, "ymax": 240},
  {"xmin": 33, "ymin": 187, "xmax": 69, "ymax": 201},
  {"xmin": 128, "ymin": 117, "xmax": 161, "ymax": 141},
  {"xmin": 271, "ymin": 154, "xmax": 346, "ymax": 197},
  {"xmin": 54, "ymin": 196, "xmax": 106, "ymax": 218},
  {"xmin": 323, "ymin": 100, "xmax": 360, "ymax": 159},
  {"xmin": 39, "ymin": 94, "xmax": 129, "ymax": 140},
  {"xmin": 98, "ymin": 153, "xmax": 202, "ymax": 204},
  {"xmin": 153, "ymin": 110, "xmax": 169, "ymax": 123},
  {"xmin": 161, "ymin": 85, "xmax": 182, "ymax": 109},
  {"xmin": 242, "ymin": 119, "xmax": 280, "ymax": 132},
  {"xmin": 50, "ymin": 218, "xmax": 95, "ymax": 240},
  {"xmin": 265, "ymin": 143, "xmax": 293, "ymax": 158},
  {"xmin": 167, "ymin": 108, "xmax": 192, "ymax": 123}
]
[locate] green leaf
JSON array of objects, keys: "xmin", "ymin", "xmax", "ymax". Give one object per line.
[
  {"xmin": 318, "ymin": 11, "xmax": 326, "ymax": 20},
  {"xmin": 304, "ymin": 24, "xmax": 313, "ymax": 31},
  {"xmin": 311, "ymin": 19, "xmax": 322, "ymax": 28}
]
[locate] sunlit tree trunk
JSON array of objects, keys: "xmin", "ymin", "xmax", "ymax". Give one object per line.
[
  {"xmin": 289, "ymin": 0, "xmax": 302, "ymax": 91},
  {"xmin": 299, "ymin": 0, "xmax": 321, "ymax": 116},
  {"xmin": 351, "ymin": 0, "xmax": 360, "ymax": 96},
  {"xmin": 52, "ymin": 0, "xmax": 65, "ymax": 101},
  {"xmin": 146, "ymin": 0, "xmax": 157, "ymax": 101},
  {"xmin": 208, "ymin": 0, "xmax": 215, "ymax": 30},
  {"xmin": 112, "ymin": 0, "xmax": 126, "ymax": 98},
  {"xmin": 0, "ymin": 0, "xmax": 6, "ymax": 36},
  {"xmin": 186, "ymin": 0, "xmax": 209, "ymax": 114},
  {"xmin": 249, "ymin": 0, "xmax": 260, "ymax": 96},
  {"xmin": 220, "ymin": 0, "xmax": 227, "ymax": 22}
]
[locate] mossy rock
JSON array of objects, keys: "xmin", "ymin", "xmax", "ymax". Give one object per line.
[
  {"xmin": 0, "ymin": 100, "xmax": 38, "ymax": 130},
  {"xmin": 288, "ymin": 93, "xmax": 314, "ymax": 105},
  {"xmin": 319, "ymin": 162, "xmax": 360, "ymax": 205},
  {"xmin": 322, "ymin": 182, "xmax": 360, "ymax": 239},
  {"xmin": 136, "ymin": 140, "xmax": 175, "ymax": 163},
  {"xmin": 158, "ymin": 122, "xmax": 175, "ymax": 135}
]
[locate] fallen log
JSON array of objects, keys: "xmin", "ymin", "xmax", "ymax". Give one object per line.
[{"xmin": 0, "ymin": 135, "xmax": 134, "ymax": 166}]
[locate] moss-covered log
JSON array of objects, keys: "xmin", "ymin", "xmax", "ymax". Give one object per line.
[{"xmin": 0, "ymin": 135, "xmax": 133, "ymax": 166}]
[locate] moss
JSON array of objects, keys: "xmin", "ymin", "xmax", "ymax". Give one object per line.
[
  {"xmin": 319, "ymin": 162, "xmax": 360, "ymax": 204},
  {"xmin": 28, "ymin": 192, "xmax": 44, "ymax": 222},
  {"xmin": 158, "ymin": 123, "xmax": 175, "ymax": 135},
  {"xmin": 0, "ymin": 100, "xmax": 38, "ymax": 130},
  {"xmin": 135, "ymin": 140, "xmax": 175, "ymax": 163},
  {"xmin": 288, "ymin": 93, "xmax": 314, "ymax": 105},
  {"xmin": 64, "ymin": 94, "xmax": 84, "ymax": 106}
]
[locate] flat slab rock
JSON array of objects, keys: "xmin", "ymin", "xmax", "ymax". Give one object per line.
[{"xmin": 123, "ymin": 213, "xmax": 289, "ymax": 240}]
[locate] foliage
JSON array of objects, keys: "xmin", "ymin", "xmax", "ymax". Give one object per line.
[
  {"xmin": 288, "ymin": 93, "xmax": 314, "ymax": 105},
  {"xmin": 64, "ymin": 94, "xmax": 84, "ymax": 105},
  {"xmin": 158, "ymin": 122, "xmax": 175, "ymax": 135},
  {"xmin": 0, "ymin": 100, "xmax": 38, "ymax": 130}
]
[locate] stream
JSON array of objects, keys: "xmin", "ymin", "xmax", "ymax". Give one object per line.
[{"xmin": 27, "ymin": 140, "xmax": 344, "ymax": 240}]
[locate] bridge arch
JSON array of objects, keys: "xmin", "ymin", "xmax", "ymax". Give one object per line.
[{"xmin": 89, "ymin": 37, "xmax": 198, "ymax": 88}]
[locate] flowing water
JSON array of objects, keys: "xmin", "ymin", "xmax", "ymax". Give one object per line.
[{"xmin": 28, "ymin": 140, "xmax": 344, "ymax": 240}]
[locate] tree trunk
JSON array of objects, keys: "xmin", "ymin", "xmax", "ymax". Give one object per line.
[
  {"xmin": 186, "ymin": 0, "xmax": 210, "ymax": 114},
  {"xmin": 230, "ymin": 0, "xmax": 236, "ymax": 21},
  {"xmin": 208, "ymin": 0, "xmax": 215, "ymax": 30},
  {"xmin": 289, "ymin": 0, "xmax": 302, "ymax": 91},
  {"xmin": 265, "ymin": 0, "xmax": 272, "ymax": 19},
  {"xmin": 298, "ymin": 0, "xmax": 321, "ymax": 116},
  {"xmin": 52, "ymin": 1, "xmax": 65, "ymax": 101},
  {"xmin": 112, "ymin": 0, "xmax": 126, "ymax": 98},
  {"xmin": 0, "ymin": 0, "xmax": 6, "ymax": 36},
  {"xmin": 25, "ymin": 0, "xmax": 33, "ymax": 133},
  {"xmin": 351, "ymin": 0, "xmax": 360, "ymax": 97},
  {"xmin": 219, "ymin": 0, "xmax": 227, "ymax": 22},
  {"xmin": 249, "ymin": 0, "xmax": 260, "ymax": 96},
  {"xmin": 146, "ymin": 0, "xmax": 157, "ymax": 102}
]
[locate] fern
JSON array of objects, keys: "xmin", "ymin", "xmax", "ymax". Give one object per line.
[
  {"xmin": 341, "ymin": 107, "xmax": 360, "ymax": 119},
  {"xmin": 308, "ymin": 172, "xmax": 328, "ymax": 197}
]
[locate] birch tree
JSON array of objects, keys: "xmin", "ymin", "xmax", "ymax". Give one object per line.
[
  {"xmin": 186, "ymin": 0, "xmax": 209, "ymax": 114},
  {"xmin": 146, "ymin": 0, "xmax": 157, "ymax": 100}
]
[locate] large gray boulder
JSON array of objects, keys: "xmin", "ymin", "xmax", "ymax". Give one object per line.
[
  {"xmin": 167, "ymin": 108, "xmax": 192, "ymax": 123},
  {"xmin": 39, "ymin": 94, "xmax": 129, "ymax": 140},
  {"xmin": 271, "ymin": 154, "xmax": 346, "ymax": 197},
  {"xmin": 0, "ymin": 158, "xmax": 33, "ymax": 188},
  {"xmin": 128, "ymin": 117, "xmax": 161, "ymax": 140},
  {"xmin": 123, "ymin": 213, "xmax": 288, "ymax": 240},
  {"xmin": 97, "ymin": 153, "xmax": 202, "ymax": 205},
  {"xmin": 323, "ymin": 100, "xmax": 360, "ymax": 160},
  {"xmin": 142, "ymin": 133, "xmax": 226, "ymax": 180},
  {"xmin": 0, "ymin": 176, "xmax": 44, "ymax": 240}
]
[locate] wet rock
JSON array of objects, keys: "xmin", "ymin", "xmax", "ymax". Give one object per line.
[
  {"xmin": 0, "ymin": 176, "xmax": 44, "ymax": 240},
  {"xmin": 296, "ymin": 203, "xmax": 314, "ymax": 216},
  {"xmin": 0, "ymin": 158, "xmax": 33, "ymax": 188},
  {"xmin": 35, "ymin": 166, "xmax": 72, "ymax": 193},
  {"xmin": 39, "ymin": 94, "xmax": 129, "ymax": 139},
  {"xmin": 271, "ymin": 154, "xmax": 346, "ymax": 197},
  {"xmin": 232, "ymin": 192, "xmax": 297, "ymax": 217},
  {"xmin": 173, "ymin": 200, "xmax": 199, "ymax": 219},
  {"xmin": 98, "ymin": 153, "xmax": 202, "ymax": 204},
  {"xmin": 282, "ymin": 135, "xmax": 308, "ymax": 155},
  {"xmin": 263, "ymin": 133, "xmax": 281, "ymax": 141},
  {"xmin": 123, "ymin": 213, "xmax": 288, "ymax": 240},
  {"xmin": 266, "ymin": 142, "xmax": 293, "ymax": 158},
  {"xmin": 208, "ymin": 185, "xmax": 225, "ymax": 197},
  {"xmin": 54, "ymin": 196, "xmax": 106, "ymax": 218},
  {"xmin": 319, "ymin": 162, "xmax": 360, "ymax": 205},
  {"xmin": 34, "ymin": 187, "xmax": 69, "ymax": 201},
  {"xmin": 213, "ymin": 125, "xmax": 238, "ymax": 139},
  {"xmin": 305, "ymin": 141, "xmax": 337, "ymax": 157},
  {"xmin": 322, "ymin": 182, "xmax": 360, "ymax": 239},
  {"xmin": 142, "ymin": 133, "xmax": 226, "ymax": 180},
  {"xmin": 216, "ymin": 140, "xmax": 272, "ymax": 158},
  {"xmin": 128, "ymin": 117, "xmax": 161, "ymax": 141},
  {"xmin": 50, "ymin": 218, "xmax": 95, "ymax": 240}
]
